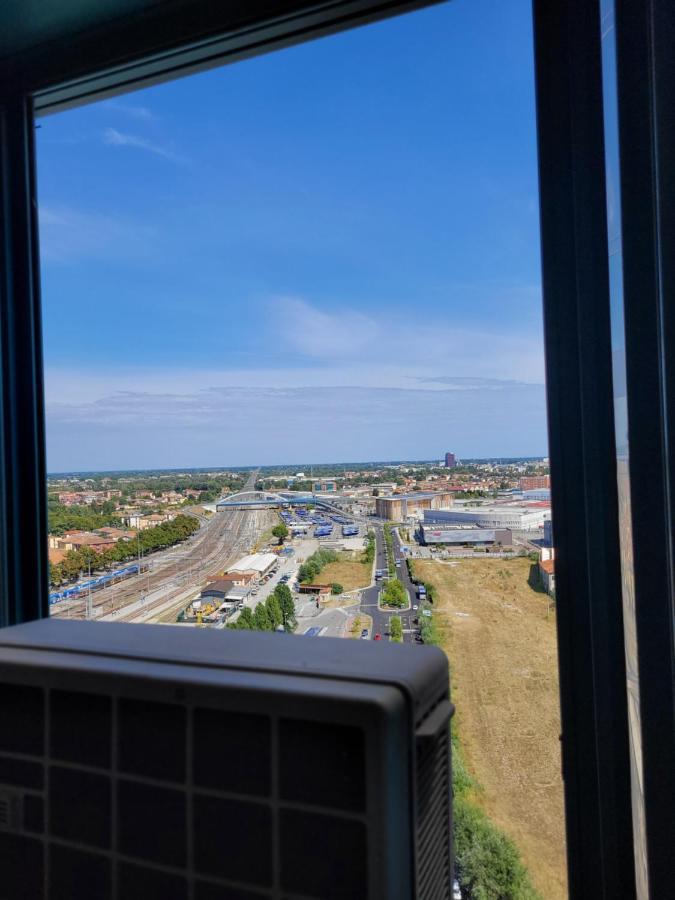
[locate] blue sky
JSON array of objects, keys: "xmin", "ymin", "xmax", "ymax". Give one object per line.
[{"xmin": 37, "ymin": 0, "xmax": 546, "ymax": 472}]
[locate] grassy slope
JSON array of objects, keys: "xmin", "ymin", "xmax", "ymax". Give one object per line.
[{"xmin": 415, "ymin": 557, "xmax": 566, "ymax": 900}]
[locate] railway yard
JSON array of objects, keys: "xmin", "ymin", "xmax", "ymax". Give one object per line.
[
  {"xmin": 51, "ymin": 507, "xmax": 275, "ymax": 624},
  {"xmin": 49, "ymin": 471, "xmax": 279, "ymax": 625}
]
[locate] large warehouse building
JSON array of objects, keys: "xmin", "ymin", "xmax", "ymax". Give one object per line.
[
  {"xmin": 420, "ymin": 526, "xmax": 512, "ymax": 546},
  {"xmin": 375, "ymin": 491, "xmax": 454, "ymax": 520},
  {"xmin": 423, "ymin": 505, "xmax": 550, "ymax": 531},
  {"xmin": 227, "ymin": 552, "xmax": 277, "ymax": 576}
]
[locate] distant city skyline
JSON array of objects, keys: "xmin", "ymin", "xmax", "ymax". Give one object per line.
[
  {"xmin": 46, "ymin": 453, "xmax": 548, "ymax": 478},
  {"xmin": 37, "ymin": 0, "xmax": 545, "ymax": 471}
]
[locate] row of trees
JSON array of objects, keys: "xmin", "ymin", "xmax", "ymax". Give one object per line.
[
  {"xmin": 228, "ymin": 583, "xmax": 296, "ymax": 633},
  {"xmin": 406, "ymin": 559, "xmax": 437, "ymax": 604},
  {"xmin": 362, "ymin": 531, "xmax": 375, "ymax": 565},
  {"xmin": 297, "ymin": 548, "xmax": 338, "ymax": 583},
  {"xmin": 383, "ymin": 525, "xmax": 396, "ymax": 576},
  {"xmin": 50, "ymin": 514, "xmax": 200, "ymax": 586}
]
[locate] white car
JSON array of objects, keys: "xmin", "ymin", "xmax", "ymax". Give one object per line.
[
  {"xmin": 413, "ymin": 604, "xmax": 418, "ymax": 610},
  {"xmin": 452, "ymin": 879, "xmax": 461, "ymax": 900}
]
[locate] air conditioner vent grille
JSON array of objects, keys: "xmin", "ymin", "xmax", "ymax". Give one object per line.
[
  {"xmin": 0, "ymin": 683, "xmax": 379, "ymax": 899},
  {"xmin": 415, "ymin": 718, "xmax": 451, "ymax": 899}
]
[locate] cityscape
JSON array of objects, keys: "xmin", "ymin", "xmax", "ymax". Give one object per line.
[
  {"xmin": 35, "ymin": 1, "xmax": 564, "ymax": 897},
  {"xmin": 47, "ymin": 453, "xmax": 555, "ymax": 636},
  {"xmin": 46, "ymin": 452, "xmax": 563, "ymax": 898}
]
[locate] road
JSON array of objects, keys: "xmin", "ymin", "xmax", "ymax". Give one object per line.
[{"xmin": 358, "ymin": 525, "xmax": 420, "ymax": 644}]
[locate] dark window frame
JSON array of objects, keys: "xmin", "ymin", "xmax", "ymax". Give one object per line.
[{"xmin": 1, "ymin": 0, "xmax": 672, "ymax": 895}]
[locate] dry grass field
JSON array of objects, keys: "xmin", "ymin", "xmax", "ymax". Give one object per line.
[
  {"xmin": 415, "ymin": 557, "xmax": 566, "ymax": 900},
  {"xmin": 311, "ymin": 552, "xmax": 371, "ymax": 592}
]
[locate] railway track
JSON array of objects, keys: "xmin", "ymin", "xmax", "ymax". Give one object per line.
[{"xmin": 52, "ymin": 471, "xmax": 264, "ymax": 623}]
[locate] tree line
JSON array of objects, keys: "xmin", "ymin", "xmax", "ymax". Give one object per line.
[
  {"xmin": 228, "ymin": 583, "xmax": 296, "ymax": 633},
  {"xmin": 48, "ymin": 501, "xmax": 122, "ymax": 536},
  {"xmin": 50, "ymin": 514, "xmax": 200, "ymax": 586},
  {"xmin": 362, "ymin": 531, "xmax": 375, "ymax": 564},
  {"xmin": 297, "ymin": 548, "xmax": 338, "ymax": 583}
]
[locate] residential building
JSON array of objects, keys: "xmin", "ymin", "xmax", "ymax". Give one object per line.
[
  {"xmin": 313, "ymin": 480, "xmax": 337, "ymax": 492},
  {"xmin": 519, "ymin": 475, "xmax": 550, "ymax": 490},
  {"xmin": 444, "ymin": 451, "xmax": 457, "ymax": 468},
  {"xmin": 539, "ymin": 558, "xmax": 556, "ymax": 595},
  {"xmin": 219, "ymin": 571, "xmax": 256, "ymax": 586}
]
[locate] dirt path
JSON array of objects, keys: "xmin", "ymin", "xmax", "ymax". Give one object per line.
[{"xmin": 415, "ymin": 557, "xmax": 566, "ymax": 900}]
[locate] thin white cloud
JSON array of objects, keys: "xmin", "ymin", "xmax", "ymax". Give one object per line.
[
  {"xmin": 273, "ymin": 296, "xmax": 545, "ymax": 383},
  {"xmin": 105, "ymin": 102, "xmax": 157, "ymax": 121},
  {"xmin": 275, "ymin": 297, "xmax": 379, "ymax": 356},
  {"xmin": 102, "ymin": 127, "xmax": 185, "ymax": 163},
  {"xmin": 38, "ymin": 205, "xmax": 156, "ymax": 263}
]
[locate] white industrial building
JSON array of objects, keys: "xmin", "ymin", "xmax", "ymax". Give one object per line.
[
  {"xmin": 228, "ymin": 552, "xmax": 277, "ymax": 576},
  {"xmin": 424, "ymin": 505, "xmax": 550, "ymax": 531},
  {"xmin": 420, "ymin": 526, "xmax": 512, "ymax": 546}
]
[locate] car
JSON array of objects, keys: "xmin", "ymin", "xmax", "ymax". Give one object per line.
[
  {"xmin": 360, "ymin": 628, "xmax": 369, "ymax": 638},
  {"xmin": 413, "ymin": 604, "xmax": 418, "ymax": 610},
  {"xmin": 373, "ymin": 633, "xmax": 382, "ymax": 641},
  {"xmin": 453, "ymin": 878, "xmax": 462, "ymax": 900}
]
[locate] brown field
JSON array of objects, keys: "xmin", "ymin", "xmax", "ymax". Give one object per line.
[
  {"xmin": 414, "ymin": 557, "xmax": 566, "ymax": 900},
  {"xmin": 312, "ymin": 552, "xmax": 371, "ymax": 592}
]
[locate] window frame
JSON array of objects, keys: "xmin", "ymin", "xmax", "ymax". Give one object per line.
[{"xmin": 2, "ymin": 0, "xmax": 672, "ymax": 895}]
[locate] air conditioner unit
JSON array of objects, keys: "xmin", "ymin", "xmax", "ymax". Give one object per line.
[{"xmin": 0, "ymin": 619, "xmax": 453, "ymax": 900}]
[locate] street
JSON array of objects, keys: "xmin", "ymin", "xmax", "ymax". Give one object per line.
[{"xmin": 358, "ymin": 525, "xmax": 420, "ymax": 644}]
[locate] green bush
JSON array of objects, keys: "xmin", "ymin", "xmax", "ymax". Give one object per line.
[
  {"xmin": 419, "ymin": 612, "xmax": 441, "ymax": 645},
  {"xmin": 452, "ymin": 722, "xmax": 542, "ymax": 899},
  {"xmin": 389, "ymin": 616, "xmax": 403, "ymax": 642},
  {"xmin": 454, "ymin": 798, "xmax": 540, "ymax": 900},
  {"xmin": 381, "ymin": 578, "xmax": 407, "ymax": 608},
  {"xmin": 331, "ymin": 583, "xmax": 344, "ymax": 595}
]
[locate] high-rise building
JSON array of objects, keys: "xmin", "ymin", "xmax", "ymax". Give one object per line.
[{"xmin": 444, "ymin": 451, "xmax": 456, "ymax": 468}]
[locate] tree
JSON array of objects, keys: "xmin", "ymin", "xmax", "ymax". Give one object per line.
[
  {"xmin": 235, "ymin": 607, "xmax": 255, "ymax": 629},
  {"xmin": 265, "ymin": 594, "xmax": 283, "ymax": 629},
  {"xmin": 252, "ymin": 603, "xmax": 273, "ymax": 631},
  {"xmin": 271, "ymin": 523, "xmax": 289, "ymax": 544},
  {"xmin": 274, "ymin": 583, "xmax": 295, "ymax": 630},
  {"xmin": 331, "ymin": 583, "xmax": 343, "ymax": 595},
  {"xmin": 381, "ymin": 579, "xmax": 407, "ymax": 608}
]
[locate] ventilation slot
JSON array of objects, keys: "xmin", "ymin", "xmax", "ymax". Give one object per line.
[
  {"xmin": 415, "ymin": 718, "xmax": 451, "ymax": 900},
  {"xmin": 0, "ymin": 792, "xmax": 10, "ymax": 829},
  {"xmin": 0, "ymin": 788, "xmax": 21, "ymax": 833}
]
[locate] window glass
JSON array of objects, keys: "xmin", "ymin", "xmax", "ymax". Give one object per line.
[
  {"xmin": 599, "ymin": 2, "xmax": 648, "ymax": 896},
  {"xmin": 36, "ymin": 1, "xmax": 564, "ymax": 894}
]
